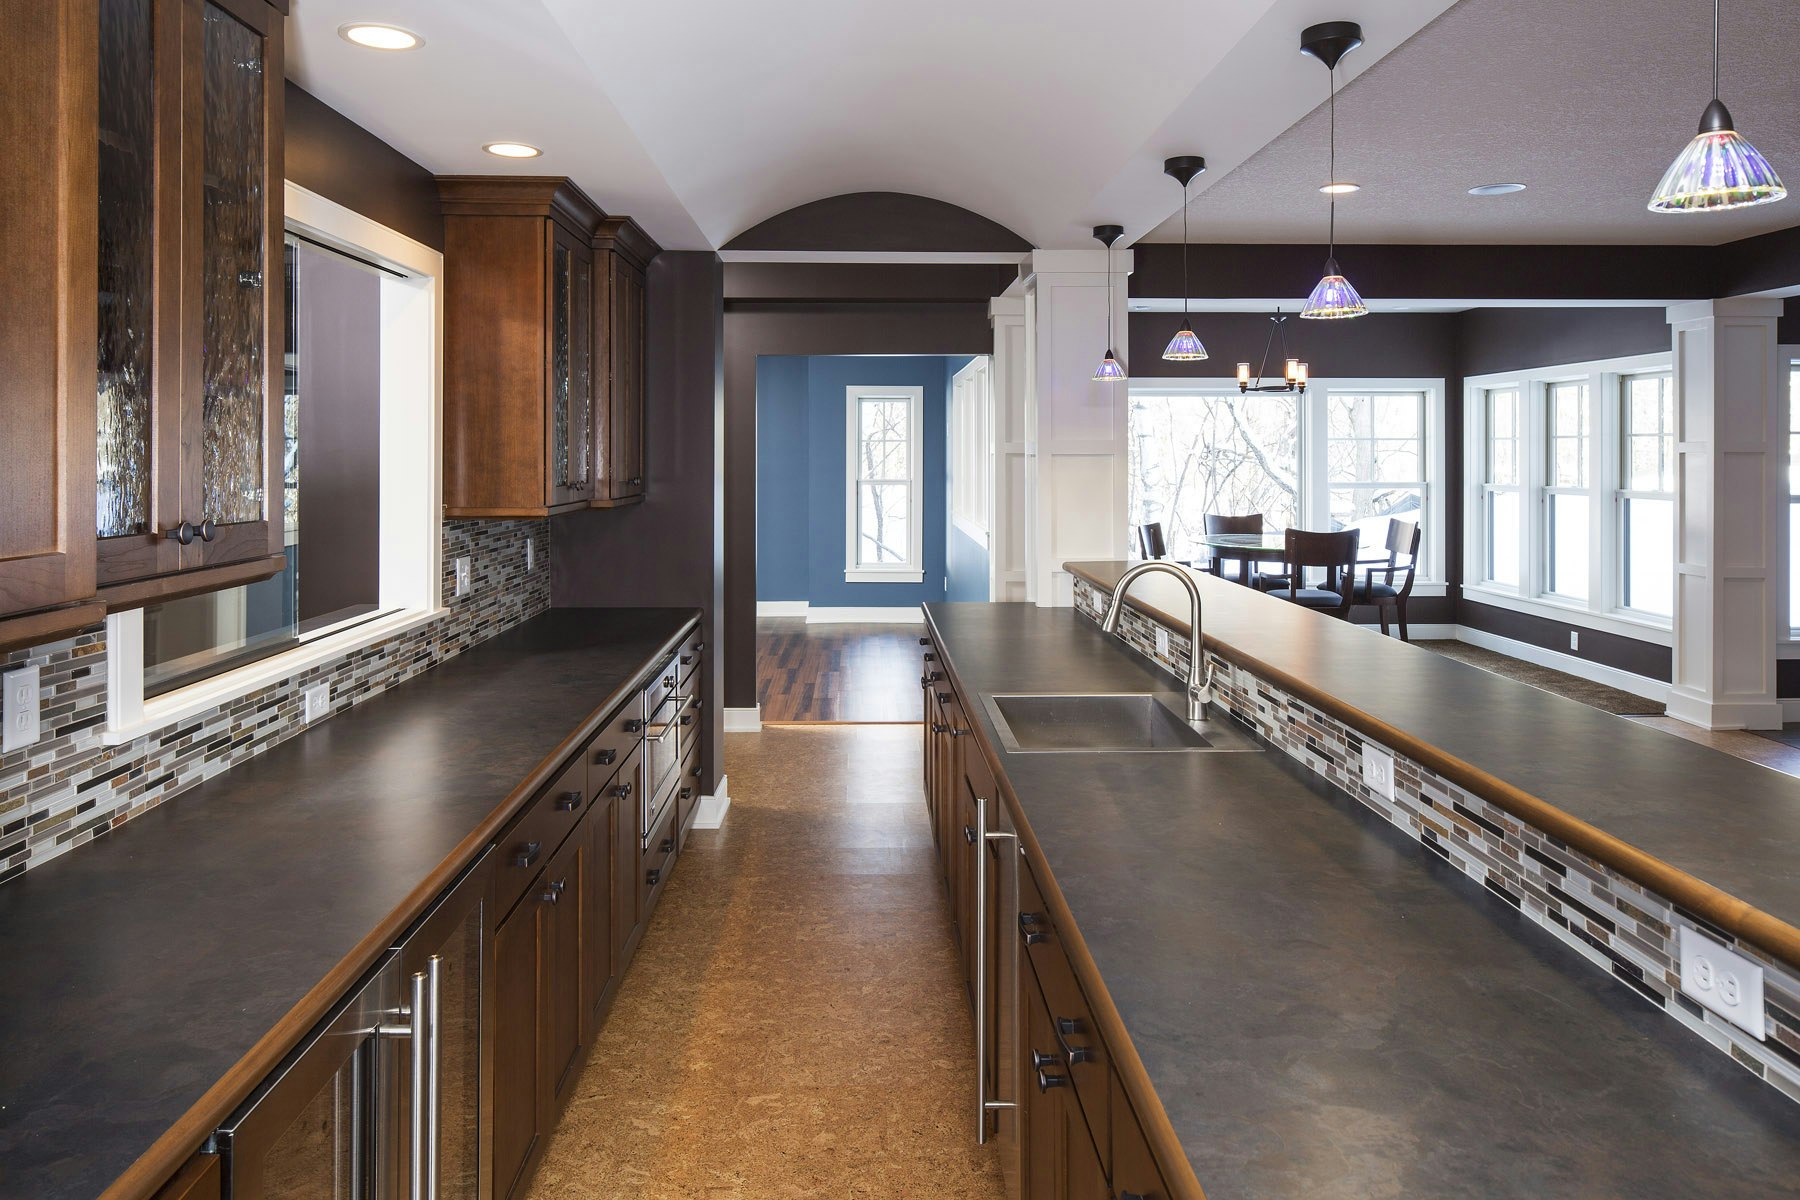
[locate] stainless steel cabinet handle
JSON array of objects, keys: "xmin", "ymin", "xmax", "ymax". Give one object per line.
[
  {"xmin": 425, "ymin": 956, "xmax": 443, "ymax": 1200},
  {"xmin": 408, "ymin": 970, "xmax": 428, "ymax": 1200},
  {"xmin": 974, "ymin": 796, "xmax": 1020, "ymax": 1144}
]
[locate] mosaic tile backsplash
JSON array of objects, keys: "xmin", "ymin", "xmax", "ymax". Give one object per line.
[
  {"xmin": 0, "ymin": 519, "xmax": 551, "ymax": 886},
  {"xmin": 1073, "ymin": 576, "xmax": 1800, "ymax": 1106}
]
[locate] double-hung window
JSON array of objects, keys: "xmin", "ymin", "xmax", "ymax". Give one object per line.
[
  {"xmin": 1545, "ymin": 381, "xmax": 1592, "ymax": 600},
  {"xmin": 1325, "ymin": 391, "xmax": 1430, "ymax": 574},
  {"xmin": 1479, "ymin": 387, "xmax": 1522, "ymax": 588},
  {"xmin": 845, "ymin": 385, "xmax": 925, "ymax": 583},
  {"xmin": 1618, "ymin": 372, "xmax": 1675, "ymax": 618},
  {"xmin": 1787, "ymin": 360, "xmax": 1800, "ymax": 635}
]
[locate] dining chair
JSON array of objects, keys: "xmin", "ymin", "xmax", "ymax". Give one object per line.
[
  {"xmin": 1353, "ymin": 518, "xmax": 1422, "ymax": 640},
  {"xmin": 1134, "ymin": 522, "xmax": 1168, "ymax": 560},
  {"xmin": 1259, "ymin": 528, "xmax": 1361, "ymax": 619},
  {"xmin": 1202, "ymin": 513, "xmax": 1262, "ymax": 581}
]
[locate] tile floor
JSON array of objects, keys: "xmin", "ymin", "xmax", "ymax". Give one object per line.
[{"xmin": 526, "ymin": 724, "xmax": 1003, "ymax": 1199}]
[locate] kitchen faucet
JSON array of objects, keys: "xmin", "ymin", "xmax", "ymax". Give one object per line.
[{"xmin": 1101, "ymin": 561, "xmax": 1214, "ymax": 723}]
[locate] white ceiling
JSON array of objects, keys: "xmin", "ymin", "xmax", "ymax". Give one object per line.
[
  {"xmin": 285, "ymin": 0, "xmax": 1459, "ymax": 251},
  {"xmin": 1147, "ymin": 0, "xmax": 1800, "ymax": 245}
]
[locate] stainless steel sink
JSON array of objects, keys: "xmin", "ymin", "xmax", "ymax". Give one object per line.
[{"xmin": 982, "ymin": 693, "xmax": 1264, "ymax": 754}]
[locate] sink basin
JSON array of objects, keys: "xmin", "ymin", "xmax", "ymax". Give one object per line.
[{"xmin": 982, "ymin": 693, "xmax": 1264, "ymax": 754}]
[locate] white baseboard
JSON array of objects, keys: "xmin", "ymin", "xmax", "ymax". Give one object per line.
[
  {"xmin": 1780, "ymin": 698, "xmax": 1800, "ymax": 722},
  {"xmin": 1455, "ymin": 626, "xmax": 1670, "ymax": 703},
  {"xmin": 694, "ymin": 773, "xmax": 731, "ymax": 829},
  {"xmin": 805, "ymin": 606, "xmax": 924, "ymax": 624},
  {"xmin": 723, "ymin": 705, "xmax": 763, "ymax": 733},
  {"xmin": 757, "ymin": 600, "xmax": 809, "ymax": 617}
]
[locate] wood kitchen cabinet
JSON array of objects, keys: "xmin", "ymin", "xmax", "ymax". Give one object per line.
[
  {"xmin": 439, "ymin": 177, "xmax": 603, "ymax": 518},
  {"xmin": 590, "ymin": 217, "xmax": 659, "ymax": 507},
  {"xmin": 492, "ymin": 865, "xmax": 549, "ymax": 1200},
  {"xmin": 94, "ymin": 0, "xmax": 288, "ymax": 601}
]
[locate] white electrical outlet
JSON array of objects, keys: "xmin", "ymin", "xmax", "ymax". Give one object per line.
[
  {"xmin": 1361, "ymin": 743, "xmax": 1395, "ymax": 802},
  {"xmin": 525, "ymin": 537, "xmax": 535, "ymax": 571},
  {"xmin": 454, "ymin": 555, "xmax": 471, "ymax": 597},
  {"xmin": 302, "ymin": 683, "xmax": 331, "ymax": 724},
  {"xmin": 1570, "ymin": 631, "xmax": 1579, "ymax": 651},
  {"xmin": 1154, "ymin": 627, "xmax": 1170, "ymax": 658},
  {"xmin": 3, "ymin": 666, "xmax": 41, "ymax": 754},
  {"xmin": 1679, "ymin": 926, "xmax": 1765, "ymax": 1037}
]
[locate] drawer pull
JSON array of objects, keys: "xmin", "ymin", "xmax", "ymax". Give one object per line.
[
  {"xmin": 920, "ymin": 674, "xmax": 931, "ymax": 688},
  {"xmin": 923, "ymin": 652, "xmax": 935, "ymax": 661},
  {"xmin": 1054, "ymin": 1017, "xmax": 1095, "ymax": 1065},
  {"xmin": 927, "ymin": 671, "xmax": 944, "ymax": 682},
  {"xmin": 693, "ymin": 642, "xmax": 705, "ymax": 652},
  {"xmin": 690, "ymin": 764, "xmax": 703, "ymax": 778},
  {"xmin": 623, "ymin": 719, "xmax": 644, "ymax": 734},
  {"xmin": 679, "ymin": 714, "xmax": 694, "ymax": 727},
  {"xmin": 555, "ymin": 790, "xmax": 583, "ymax": 812},
  {"xmin": 937, "ymin": 692, "xmax": 952, "ymax": 705},
  {"xmin": 645, "ymin": 867, "xmax": 661, "ymax": 886},
  {"xmin": 918, "ymin": 637, "xmax": 930, "ymax": 646},
  {"xmin": 661, "ymin": 836, "xmax": 675, "ymax": 854},
  {"xmin": 679, "ymin": 787, "xmax": 693, "ymax": 801},
  {"xmin": 680, "ymin": 655, "xmax": 693, "ymax": 666},
  {"xmin": 1036, "ymin": 1068, "xmax": 1068, "ymax": 1093},
  {"xmin": 514, "ymin": 841, "xmax": 541, "ymax": 869},
  {"xmin": 1019, "ymin": 912, "xmax": 1048, "ymax": 945},
  {"xmin": 594, "ymin": 747, "xmax": 617, "ymax": 766},
  {"xmin": 664, "ymin": 675, "xmax": 677, "ymax": 688}
]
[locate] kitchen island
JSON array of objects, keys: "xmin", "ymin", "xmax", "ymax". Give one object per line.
[{"xmin": 924, "ymin": 593, "xmax": 1800, "ymax": 1198}]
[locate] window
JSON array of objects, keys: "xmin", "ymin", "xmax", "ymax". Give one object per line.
[
  {"xmin": 104, "ymin": 184, "xmax": 442, "ymax": 740},
  {"xmin": 1464, "ymin": 353, "xmax": 1674, "ymax": 643},
  {"xmin": 845, "ymin": 385, "xmax": 924, "ymax": 582},
  {"xmin": 1789, "ymin": 363, "xmax": 1800, "ymax": 634},
  {"xmin": 1326, "ymin": 391, "xmax": 1430, "ymax": 573},
  {"xmin": 1127, "ymin": 381, "xmax": 1442, "ymax": 581},
  {"xmin": 1479, "ymin": 388, "xmax": 1522, "ymax": 588},
  {"xmin": 1619, "ymin": 372, "xmax": 1675, "ymax": 617},
  {"xmin": 1545, "ymin": 382, "xmax": 1592, "ymax": 600}
]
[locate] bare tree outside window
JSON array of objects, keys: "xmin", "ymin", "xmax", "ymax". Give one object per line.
[{"xmin": 1128, "ymin": 393, "xmax": 1298, "ymax": 561}]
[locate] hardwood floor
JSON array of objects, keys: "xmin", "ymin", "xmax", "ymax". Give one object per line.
[
  {"xmin": 755, "ymin": 618, "xmax": 924, "ymax": 723},
  {"xmin": 525, "ymin": 725, "xmax": 1002, "ymax": 1199}
]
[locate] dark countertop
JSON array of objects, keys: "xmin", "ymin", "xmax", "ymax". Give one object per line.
[
  {"xmin": 1067, "ymin": 560, "xmax": 1800, "ymax": 962},
  {"xmin": 0, "ymin": 608, "xmax": 697, "ymax": 1200},
  {"xmin": 925, "ymin": 601, "xmax": 1800, "ymax": 1199}
]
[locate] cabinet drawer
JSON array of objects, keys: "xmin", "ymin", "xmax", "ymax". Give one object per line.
[
  {"xmin": 496, "ymin": 754, "xmax": 589, "ymax": 920},
  {"xmin": 1018, "ymin": 862, "xmax": 1109, "ymax": 1173},
  {"xmin": 676, "ymin": 739, "xmax": 700, "ymax": 841},
  {"xmin": 643, "ymin": 653, "xmax": 679, "ymax": 719},
  {"xmin": 1111, "ymin": 1071, "xmax": 1173, "ymax": 1200},
  {"xmin": 639, "ymin": 798, "xmax": 678, "ymax": 915},
  {"xmin": 676, "ymin": 629, "xmax": 704, "ymax": 691},
  {"xmin": 586, "ymin": 694, "xmax": 644, "ymax": 784}
]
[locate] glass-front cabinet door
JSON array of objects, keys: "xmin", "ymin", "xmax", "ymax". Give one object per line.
[
  {"xmin": 95, "ymin": 0, "xmax": 285, "ymax": 589},
  {"xmin": 547, "ymin": 225, "xmax": 594, "ymax": 508}
]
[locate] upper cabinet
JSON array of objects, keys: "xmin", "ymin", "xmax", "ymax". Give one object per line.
[
  {"xmin": 0, "ymin": 0, "xmax": 288, "ymax": 650},
  {"xmin": 439, "ymin": 177, "xmax": 603, "ymax": 518},
  {"xmin": 592, "ymin": 217, "xmax": 658, "ymax": 508}
]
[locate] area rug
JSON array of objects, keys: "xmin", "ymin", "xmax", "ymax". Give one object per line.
[{"xmin": 1415, "ymin": 640, "xmax": 1666, "ymax": 717}]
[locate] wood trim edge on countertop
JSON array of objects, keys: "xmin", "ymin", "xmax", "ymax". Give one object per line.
[
  {"xmin": 95, "ymin": 613, "xmax": 702, "ymax": 1200},
  {"xmin": 922, "ymin": 608, "xmax": 1210, "ymax": 1200},
  {"xmin": 1062, "ymin": 561, "xmax": 1800, "ymax": 972}
]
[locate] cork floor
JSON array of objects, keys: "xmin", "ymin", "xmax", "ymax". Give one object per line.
[{"xmin": 525, "ymin": 724, "xmax": 1004, "ymax": 1199}]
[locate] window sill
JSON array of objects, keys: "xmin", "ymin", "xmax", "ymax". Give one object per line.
[
  {"xmin": 1459, "ymin": 585, "xmax": 1673, "ymax": 647},
  {"xmin": 844, "ymin": 568, "xmax": 925, "ymax": 584},
  {"xmin": 102, "ymin": 607, "xmax": 442, "ymax": 746}
]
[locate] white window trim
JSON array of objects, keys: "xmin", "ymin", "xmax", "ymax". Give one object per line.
[
  {"xmin": 844, "ymin": 384, "xmax": 926, "ymax": 584},
  {"xmin": 103, "ymin": 182, "xmax": 445, "ymax": 742},
  {"xmin": 1126, "ymin": 377, "xmax": 1448, "ymax": 595},
  {"xmin": 1463, "ymin": 351, "xmax": 1673, "ymax": 645},
  {"xmin": 949, "ymin": 356, "xmax": 992, "ymax": 547},
  {"xmin": 1781, "ymin": 345, "xmax": 1800, "ymax": 642}
]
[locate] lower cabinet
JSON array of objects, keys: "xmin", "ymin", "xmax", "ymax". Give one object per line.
[
  {"xmin": 492, "ymin": 873, "xmax": 549, "ymax": 1200},
  {"xmin": 1024, "ymin": 967, "xmax": 1108, "ymax": 1200}
]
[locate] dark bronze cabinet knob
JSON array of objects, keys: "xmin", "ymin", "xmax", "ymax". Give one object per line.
[
  {"xmin": 1031, "ymin": 1050, "xmax": 1059, "ymax": 1070},
  {"xmin": 613, "ymin": 781, "xmax": 634, "ymax": 799},
  {"xmin": 1036, "ymin": 1068, "xmax": 1068, "ymax": 1092},
  {"xmin": 645, "ymin": 867, "xmax": 661, "ymax": 886},
  {"xmin": 918, "ymin": 637, "xmax": 930, "ymax": 646},
  {"xmin": 627, "ymin": 476, "xmax": 643, "ymax": 488},
  {"xmin": 660, "ymin": 836, "xmax": 675, "ymax": 854},
  {"xmin": 197, "ymin": 518, "xmax": 216, "ymax": 543},
  {"xmin": 164, "ymin": 521, "xmax": 196, "ymax": 545}
]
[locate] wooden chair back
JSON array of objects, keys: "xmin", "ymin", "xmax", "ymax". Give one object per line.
[
  {"xmin": 1204, "ymin": 513, "xmax": 1263, "ymax": 536},
  {"xmin": 1370, "ymin": 519, "xmax": 1422, "ymax": 598},
  {"xmin": 1135, "ymin": 522, "xmax": 1167, "ymax": 560},
  {"xmin": 1280, "ymin": 527, "xmax": 1361, "ymax": 595}
]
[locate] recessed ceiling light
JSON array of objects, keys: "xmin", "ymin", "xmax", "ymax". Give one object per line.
[
  {"xmin": 338, "ymin": 23, "xmax": 422, "ymax": 51},
  {"xmin": 482, "ymin": 142, "xmax": 542, "ymax": 159},
  {"xmin": 1319, "ymin": 181, "xmax": 1361, "ymax": 194},
  {"xmin": 1468, "ymin": 182, "xmax": 1527, "ymax": 196}
]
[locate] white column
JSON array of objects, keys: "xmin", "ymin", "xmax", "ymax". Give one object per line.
[
  {"xmin": 1666, "ymin": 297, "xmax": 1784, "ymax": 730},
  {"xmin": 988, "ymin": 294, "xmax": 1029, "ymax": 602},
  {"xmin": 1015, "ymin": 248, "xmax": 1133, "ymax": 606}
]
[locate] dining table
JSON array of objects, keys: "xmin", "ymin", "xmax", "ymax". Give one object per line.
[{"xmin": 1188, "ymin": 531, "xmax": 1288, "ymax": 585}]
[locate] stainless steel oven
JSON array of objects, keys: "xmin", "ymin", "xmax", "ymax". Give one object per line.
[
  {"xmin": 641, "ymin": 688, "xmax": 681, "ymax": 847},
  {"xmin": 217, "ymin": 853, "xmax": 492, "ymax": 1200}
]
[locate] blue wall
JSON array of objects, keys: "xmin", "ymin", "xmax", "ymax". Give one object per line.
[{"xmin": 757, "ymin": 355, "xmax": 969, "ymax": 607}]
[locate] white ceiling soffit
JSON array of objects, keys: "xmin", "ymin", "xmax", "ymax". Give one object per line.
[
  {"xmin": 284, "ymin": 0, "xmax": 707, "ymax": 249},
  {"xmin": 1148, "ymin": 0, "xmax": 1800, "ymax": 246}
]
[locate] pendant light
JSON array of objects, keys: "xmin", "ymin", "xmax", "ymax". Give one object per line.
[
  {"xmin": 1161, "ymin": 156, "xmax": 1209, "ymax": 361},
  {"xmin": 1237, "ymin": 310, "xmax": 1308, "ymax": 394},
  {"xmin": 1648, "ymin": 0, "xmax": 1786, "ymax": 213},
  {"xmin": 1092, "ymin": 224, "xmax": 1126, "ymax": 382},
  {"xmin": 1299, "ymin": 21, "xmax": 1368, "ymax": 320}
]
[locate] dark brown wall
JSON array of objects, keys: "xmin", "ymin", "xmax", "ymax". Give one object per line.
[
  {"xmin": 284, "ymin": 82, "xmax": 444, "ymax": 251},
  {"xmin": 723, "ymin": 191, "xmax": 1030, "ymax": 253},
  {"xmin": 295, "ymin": 247, "xmax": 381, "ymax": 625},
  {"xmin": 1454, "ymin": 307, "xmax": 1671, "ymax": 377},
  {"xmin": 552, "ymin": 252, "xmax": 725, "ymax": 790},
  {"xmin": 1460, "ymin": 600, "xmax": 1672, "ymax": 683},
  {"xmin": 722, "ymin": 263, "xmax": 1002, "ymax": 708}
]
